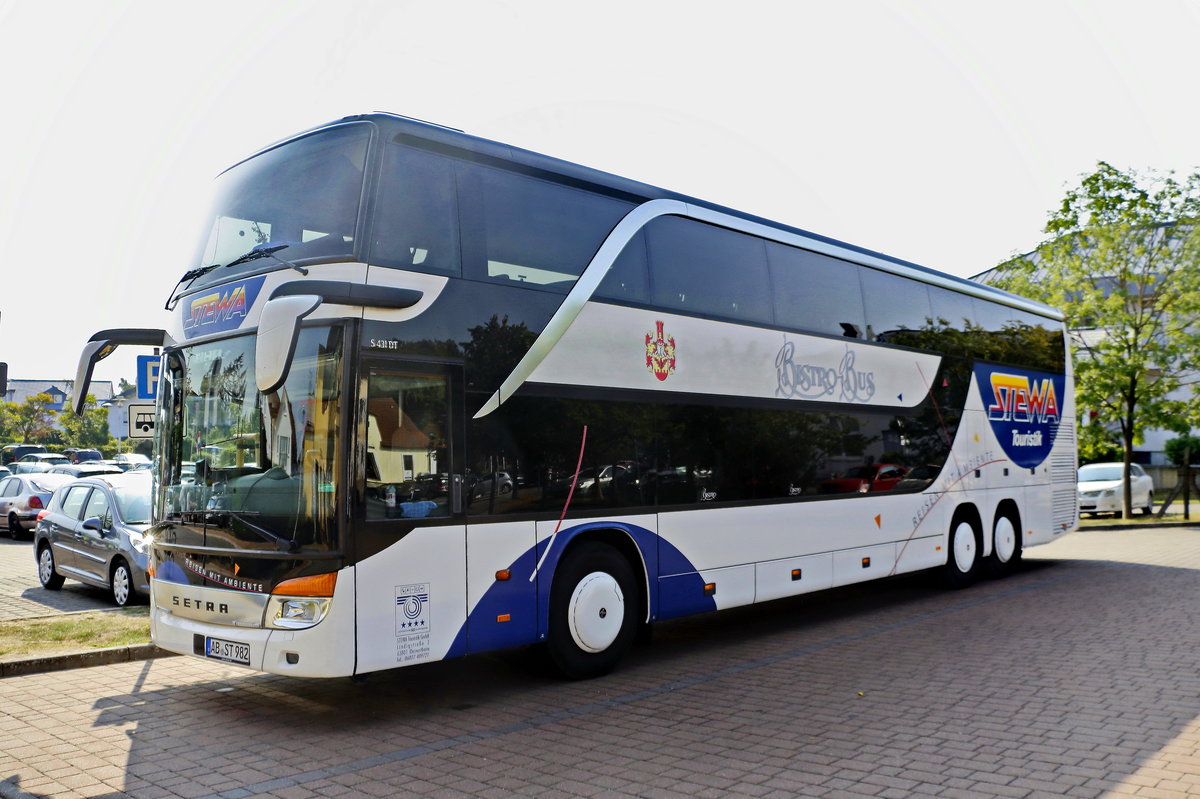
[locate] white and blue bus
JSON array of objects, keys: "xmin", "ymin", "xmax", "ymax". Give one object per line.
[{"xmin": 72, "ymin": 113, "xmax": 1077, "ymax": 679}]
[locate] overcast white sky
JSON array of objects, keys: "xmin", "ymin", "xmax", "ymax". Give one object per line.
[{"xmin": 1, "ymin": 0, "xmax": 1197, "ymax": 388}]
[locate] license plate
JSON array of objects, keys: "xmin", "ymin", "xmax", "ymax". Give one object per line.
[{"xmin": 205, "ymin": 636, "xmax": 251, "ymax": 665}]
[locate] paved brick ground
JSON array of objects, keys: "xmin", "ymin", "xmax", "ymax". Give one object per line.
[
  {"xmin": 0, "ymin": 538, "xmax": 120, "ymax": 621},
  {"xmin": 3, "ymin": 527, "xmax": 1200, "ymax": 798}
]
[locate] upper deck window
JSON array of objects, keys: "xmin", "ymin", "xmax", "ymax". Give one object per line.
[
  {"xmin": 193, "ymin": 124, "xmax": 369, "ymax": 275},
  {"xmin": 462, "ymin": 164, "xmax": 633, "ymax": 292},
  {"xmin": 371, "ymin": 143, "xmax": 460, "ymax": 274}
]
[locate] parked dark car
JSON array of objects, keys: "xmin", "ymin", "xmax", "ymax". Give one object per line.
[
  {"xmin": 68, "ymin": 448, "xmax": 103, "ymax": 464},
  {"xmin": 0, "ymin": 473, "xmax": 73, "ymax": 539},
  {"xmin": 34, "ymin": 471, "xmax": 153, "ymax": 606},
  {"xmin": 1, "ymin": 444, "xmax": 47, "ymax": 466}
]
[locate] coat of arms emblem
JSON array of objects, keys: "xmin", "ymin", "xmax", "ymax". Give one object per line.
[{"xmin": 645, "ymin": 320, "xmax": 676, "ymax": 381}]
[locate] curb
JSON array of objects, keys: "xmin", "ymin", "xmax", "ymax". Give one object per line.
[
  {"xmin": 1077, "ymin": 520, "xmax": 1200, "ymax": 532},
  {"xmin": 0, "ymin": 644, "xmax": 176, "ymax": 679}
]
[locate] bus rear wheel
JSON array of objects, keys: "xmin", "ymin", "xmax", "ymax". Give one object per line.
[
  {"xmin": 547, "ymin": 542, "xmax": 637, "ymax": 679},
  {"xmin": 984, "ymin": 510, "xmax": 1022, "ymax": 579}
]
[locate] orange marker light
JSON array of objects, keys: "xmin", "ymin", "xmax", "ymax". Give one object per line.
[
  {"xmin": 272, "ymin": 572, "xmax": 337, "ymax": 597},
  {"xmin": 703, "ymin": 583, "xmax": 716, "ymax": 596},
  {"xmin": 497, "ymin": 614, "xmax": 511, "ymax": 623},
  {"xmin": 495, "ymin": 570, "xmax": 511, "ymax": 581}
]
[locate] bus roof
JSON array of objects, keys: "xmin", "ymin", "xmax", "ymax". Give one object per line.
[{"xmin": 236, "ymin": 112, "xmax": 1061, "ymax": 321}]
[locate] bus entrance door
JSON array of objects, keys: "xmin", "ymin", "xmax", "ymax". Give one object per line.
[{"xmin": 352, "ymin": 362, "xmax": 468, "ymax": 672}]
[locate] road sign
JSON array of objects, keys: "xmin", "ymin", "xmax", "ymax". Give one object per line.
[
  {"xmin": 127, "ymin": 403, "xmax": 156, "ymax": 439},
  {"xmin": 137, "ymin": 355, "xmax": 160, "ymax": 400}
]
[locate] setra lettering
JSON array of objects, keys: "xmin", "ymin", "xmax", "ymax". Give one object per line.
[{"xmin": 171, "ymin": 596, "xmax": 230, "ymax": 614}]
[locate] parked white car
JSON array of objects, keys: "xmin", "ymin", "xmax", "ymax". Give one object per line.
[{"xmin": 1078, "ymin": 462, "xmax": 1154, "ymax": 516}]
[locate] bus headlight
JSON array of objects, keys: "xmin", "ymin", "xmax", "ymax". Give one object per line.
[
  {"xmin": 269, "ymin": 597, "xmax": 331, "ymax": 629},
  {"xmin": 266, "ymin": 572, "xmax": 337, "ymax": 630}
]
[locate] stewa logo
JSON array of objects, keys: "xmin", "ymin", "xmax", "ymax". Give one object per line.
[
  {"xmin": 974, "ymin": 365, "xmax": 1065, "ymax": 469},
  {"xmin": 181, "ymin": 276, "xmax": 266, "ymax": 339}
]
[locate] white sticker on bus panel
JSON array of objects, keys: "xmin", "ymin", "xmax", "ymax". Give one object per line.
[
  {"xmin": 526, "ymin": 303, "xmax": 942, "ymax": 407},
  {"xmin": 352, "ymin": 525, "xmax": 467, "ymax": 674}
]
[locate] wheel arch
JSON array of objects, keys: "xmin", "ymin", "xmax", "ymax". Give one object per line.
[
  {"xmin": 537, "ymin": 522, "xmax": 655, "ymax": 642},
  {"xmin": 948, "ymin": 502, "xmax": 984, "ymax": 560}
]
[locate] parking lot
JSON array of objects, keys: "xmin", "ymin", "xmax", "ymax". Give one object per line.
[
  {"xmin": 2, "ymin": 526, "xmax": 1200, "ymax": 798},
  {"xmin": 0, "ymin": 537, "xmax": 118, "ymax": 621}
]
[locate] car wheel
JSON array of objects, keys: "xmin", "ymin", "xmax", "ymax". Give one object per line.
[
  {"xmin": 547, "ymin": 541, "xmax": 638, "ymax": 679},
  {"xmin": 8, "ymin": 514, "xmax": 22, "ymax": 540},
  {"xmin": 37, "ymin": 545, "xmax": 65, "ymax": 590},
  {"xmin": 110, "ymin": 560, "xmax": 134, "ymax": 607}
]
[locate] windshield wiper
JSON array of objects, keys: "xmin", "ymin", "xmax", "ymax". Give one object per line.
[
  {"xmin": 164, "ymin": 243, "xmax": 307, "ymax": 310},
  {"xmin": 182, "ymin": 508, "xmax": 300, "ymax": 552},
  {"xmin": 224, "ymin": 243, "xmax": 305, "ymax": 272}
]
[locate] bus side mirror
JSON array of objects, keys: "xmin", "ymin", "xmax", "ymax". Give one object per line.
[
  {"xmin": 255, "ymin": 295, "xmax": 322, "ymax": 394},
  {"xmin": 73, "ymin": 329, "xmax": 172, "ymax": 414}
]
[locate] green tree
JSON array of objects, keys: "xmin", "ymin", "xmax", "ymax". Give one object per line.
[
  {"xmin": 990, "ymin": 162, "xmax": 1200, "ymax": 517},
  {"xmin": 12, "ymin": 393, "xmax": 58, "ymax": 443},
  {"xmin": 59, "ymin": 395, "xmax": 116, "ymax": 450},
  {"xmin": 0, "ymin": 401, "xmax": 15, "ymax": 442}
]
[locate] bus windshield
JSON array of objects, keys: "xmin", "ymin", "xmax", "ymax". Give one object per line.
[
  {"xmin": 155, "ymin": 326, "xmax": 344, "ymax": 551},
  {"xmin": 191, "ymin": 123, "xmax": 371, "ymax": 273}
]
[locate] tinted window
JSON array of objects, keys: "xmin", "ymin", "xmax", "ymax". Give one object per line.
[
  {"xmin": 767, "ymin": 243, "xmax": 867, "ymax": 338},
  {"xmin": 194, "ymin": 124, "xmax": 369, "ymax": 272},
  {"xmin": 83, "ymin": 489, "xmax": 112, "ymax": 527},
  {"xmin": 0, "ymin": 479, "xmax": 13, "ymax": 496},
  {"xmin": 861, "ymin": 268, "xmax": 933, "ymax": 342},
  {"xmin": 464, "ymin": 365, "xmax": 965, "ymax": 516},
  {"xmin": 646, "ymin": 216, "xmax": 772, "ymax": 324},
  {"xmin": 371, "ymin": 143, "xmax": 460, "ymax": 274},
  {"xmin": 928, "ymin": 286, "xmax": 977, "ymax": 333},
  {"xmin": 364, "ymin": 371, "xmax": 450, "ymax": 521},
  {"xmin": 61, "ymin": 486, "xmax": 90, "ymax": 520},
  {"xmin": 464, "ymin": 165, "xmax": 632, "ymax": 291},
  {"xmin": 597, "ymin": 230, "xmax": 650, "ymax": 303}
]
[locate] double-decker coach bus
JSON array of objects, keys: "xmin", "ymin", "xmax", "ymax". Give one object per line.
[{"xmin": 71, "ymin": 113, "xmax": 1076, "ymax": 679}]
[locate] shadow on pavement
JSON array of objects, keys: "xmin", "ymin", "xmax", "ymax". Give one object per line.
[{"xmin": 4, "ymin": 555, "xmax": 1197, "ymax": 798}]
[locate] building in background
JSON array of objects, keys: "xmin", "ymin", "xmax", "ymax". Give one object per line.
[{"xmin": 2, "ymin": 377, "xmax": 117, "ymax": 435}]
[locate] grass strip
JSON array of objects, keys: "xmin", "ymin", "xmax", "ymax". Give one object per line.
[{"xmin": 0, "ymin": 607, "xmax": 151, "ymax": 661}]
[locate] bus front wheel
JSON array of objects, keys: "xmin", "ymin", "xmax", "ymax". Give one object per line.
[
  {"xmin": 941, "ymin": 515, "xmax": 981, "ymax": 589},
  {"xmin": 547, "ymin": 542, "xmax": 638, "ymax": 679}
]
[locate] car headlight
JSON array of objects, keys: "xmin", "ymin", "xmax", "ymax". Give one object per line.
[
  {"xmin": 1102, "ymin": 489, "xmax": 1116, "ymax": 497},
  {"xmin": 128, "ymin": 531, "xmax": 148, "ymax": 555}
]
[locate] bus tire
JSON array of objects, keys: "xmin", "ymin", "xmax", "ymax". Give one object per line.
[
  {"xmin": 547, "ymin": 541, "xmax": 637, "ymax": 679},
  {"xmin": 984, "ymin": 507, "xmax": 1022, "ymax": 579},
  {"xmin": 941, "ymin": 512, "xmax": 981, "ymax": 589}
]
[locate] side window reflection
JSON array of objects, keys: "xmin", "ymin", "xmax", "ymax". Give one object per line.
[{"xmin": 365, "ymin": 372, "xmax": 450, "ymax": 521}]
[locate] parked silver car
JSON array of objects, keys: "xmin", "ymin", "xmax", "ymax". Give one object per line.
[
  {"xmin": 0, "ymin": 473, "xmax": 72, "ymax": 539},
  {"xmin": 34, "ymin": 471, "xmax": 152, "ymax": 606}
]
